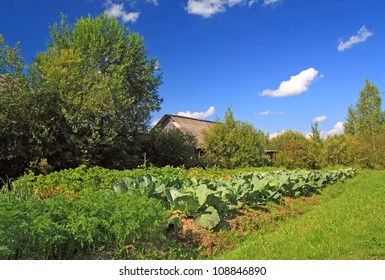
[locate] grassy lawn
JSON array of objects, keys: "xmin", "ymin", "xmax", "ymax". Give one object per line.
[{"xmin": 215, "ymin": 169, "xmax": 385, "ymax": 260}]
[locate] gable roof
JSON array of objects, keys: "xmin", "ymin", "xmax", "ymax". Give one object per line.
[{"xmin": 155, "ymin": 114, "xmax": 218, "ymax": 148}]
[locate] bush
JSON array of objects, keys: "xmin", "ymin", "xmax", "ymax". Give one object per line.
[
  {"xmin": 269, "ymin": 130, "xmax": 321, "ymax": 169},
  {"xmin": 202, "ymin": 108, "xmax": 268, "ymax": 168},
  {"xmin": 142, "ymin": 127, "xmax": 200, "ymax": 168}
]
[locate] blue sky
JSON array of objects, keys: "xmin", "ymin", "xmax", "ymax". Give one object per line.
[{"xmin": 1, "ymin": 0, "xmax": 384, "ymax": 138}]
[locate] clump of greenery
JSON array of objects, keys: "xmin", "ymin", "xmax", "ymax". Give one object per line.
[
  {"xmin": 202, "ymin": 108, "xmax": 268, "ymax": 168},
  {"xmin": 0, "ymin": 186, "xmax": 169, "ymax": 260},
  {"xmin": 269, "ymin": 130, "xmax": 321, "ymax": 169},
  {"xmin": 343, "ymin": 79, "xmax": 385, "ymax": 169},
  {"xmin": 0, "ymin": 13, "xmax": 162, "ymax": 179},
  {"xmin": 142, "ymin": 127, "xmax": 200, "ymax": 168}
]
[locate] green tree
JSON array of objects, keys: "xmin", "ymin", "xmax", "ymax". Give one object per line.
[
  {"xmin": 142, "ymin": 127, "xmax": 199, "ymax": 168},
  {"xmin": 0, "ymin": 14, "xmax": 163, "ymax": 178},
  {"xmin": 321, "ymin": 134, "xmax": 350, "ymax": 166},
  {"xmin": 30, "ymin": 14, "xmax": 162, "ymax": 170},
  {"xmin": 269, "ymin": 130, "xmax": 320, "ymax": 169},
  {"xmin": 0, "ymin": 35, "xmax": 34, "ymax": 178},
  {"xmin": 344, "ymin": 79, "xmax": 384, "ymax": 151},
  {"xmin": 311, "ymin": 122, "xmax": 322, "ymax": 144},
  {"xmin": 202, "ymin": 108, "xmax": 268, "ymax": 168}
]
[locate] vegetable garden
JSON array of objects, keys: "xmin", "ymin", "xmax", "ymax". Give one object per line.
[{"xmin": 0, "ymin": 166, "xmax": 356, "ymax": 259}]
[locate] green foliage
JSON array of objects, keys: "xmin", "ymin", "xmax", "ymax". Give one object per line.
[
  {"xmin": 202, "ymin": 108, "xmax": 268, "ymax": 168},
  {"xmin": 373, "ymin": 125, "xmax": 385, "ymax": 169},
  {"xmin": 142, "ymin": 127, "xmax": 200, "ymax": 168},
  {"xmin": 322, "ymin": 134, "xmax": 351, "ymax": 166},
  {"xmin": 0, "ymin": 35, "xmax": 35, "ymax": 178},
  {"xmin": 1, "ymin": 165, "xmax": 356, "ymax": 258},
  {"xmin": 217, "ymin": 170, "xmax": 385, "ymax": 260},
  {"xmin": 30, "ymin": 13, "xmax": 162, "ymax": 170},
  {"xmin": 344, "ymin": 79, "xmax": 384, "ymax": 151},
  {"xmin": 311, "ymin": 122, "xmax": 322, "ymax": 144},
  {"xmin": 269, "ymin": 130, "xmax": 321, "ymax": 169},
  {"xmin": 0, "ymin": 13, "xmax": 163, "ymax": 179},
  {"xmin": 0, "ymin": 187, "xmax": 168, "ymax": 259},
  {"xmin": 343, "ymin": 80, "xmax": 385, "ymax": 168},
  {"xmin": 112, "ymin": 167, "xmax": 355, "ymax": 230}
]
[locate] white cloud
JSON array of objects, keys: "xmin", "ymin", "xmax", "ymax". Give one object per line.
[
  {"xmin": 186, "ymin": 0, "xmax": 255, "ymax": 17},
  {"xmin": 186, "ymin": 0, "xmax": 227, "ymax": 17},
  {"xmin": 147, "ymin": 0, "xmax": 159, "ymax": 5},
  {"xmin": 254, "ymin": 110, "xmax": 285, "ymax": 116},
  {"xmin": 313, "ymin": 115, "xmax": 327, "ymax": 123},
  {"xmin": 338, "ymin": 25, "xmax": 373, "ymax": 52},
  {"xmin": 269, "ymin": 130, "xmax": 286, "ymax": 140},
  {"xmin": 177, "ymin": 106, "xmax": 215, "ymax": 119},
  {"xmin": 151, "ymin": 119, "xmax": 160, "ymax": 127},
  {"xmin": 105, "ymin": 1, "xmax": 140, "ymax": 23},
  {"xmin": 258, "ymin": 110, "xmax": 270, "ymax": 115},
  {"xmin": 326, "ymin": 122, "xmax": 345, "ymax": 136},
  {"xmin": 260, "ymin": 68, "xmax": 319, "ymax": 98},
  {"xmin": 263, "ymin": 0, "xmax": 280, "ymax": 6},
  {"xmin": 319, "ymin": 121, "xmax": 345, "ymax": 139},
  {"xmin": 305, "ymin": 132, "xmax": 313, "ymax": 139},
  {"xmin": 185, "ymin": 0, "xmax": 279, "ymax": 17}
]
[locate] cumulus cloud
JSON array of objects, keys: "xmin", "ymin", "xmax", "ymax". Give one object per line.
[
  {"xmin": 186, "ymin": 0, "xmax": 229, "ymax": 17},
  {"xmin": 325, "ymin": 122, "xmax": 345, "ymax": 136},
  {"xmin": 338, "ymin": 26, "xmax": 373, "ymax": 52},
  {"xmin": 260, "ymin": 68, "xmax": 319, "ymax": 98},
  {"xmin": 313, "ymin": 115, "xmax": 327, "ymax": 123},
  {"xmin": 318, "ymin": 122, "xmax": 345, "ymax": 139},
  {"xmin": 186, "ymin": 0, "xmax": 274, "ymax": 17},
  {"xmin": 263, "ymin": 0, "xmax": 280, "ymax": 6},
  {"xmin": 105, "ymin": 1, "xmax": 140, "ymax": 23},
  {"xmin": 269, "ymin": 130, "xmax": 286, "ymax": 140},
  {"xmin": 177, "ymin": 106, "xmax": 215, "ymax": 119}
]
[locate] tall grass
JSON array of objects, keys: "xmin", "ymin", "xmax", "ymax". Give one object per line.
[{"xmin": 216, "ymin": 170, "xmax": 385, "ymax": 259}]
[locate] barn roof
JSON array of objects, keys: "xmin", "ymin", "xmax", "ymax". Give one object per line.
[{"xmin": 155, "ymin": 114, "xmax": 218, "ymax": 148}]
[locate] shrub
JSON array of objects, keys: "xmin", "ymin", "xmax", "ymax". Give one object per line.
[
  {"xmin": 202, "ymin": 108, "xmax": 268, "ymax": 168},
  {"xmin": 142, "ymin": 127, "xmax": 200, "ymax": 168},
  {"xmin": 0, "ymin": 187, "xmax": 169, "ymax": 259},
  {"xmin": 269, "ymin": 130, "xmax": 321, "ymax": 169}
]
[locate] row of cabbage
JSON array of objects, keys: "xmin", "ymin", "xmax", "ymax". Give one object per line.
[{"xmin": 113, "ymin": 168, "xmax": 356, "ymax": 229}]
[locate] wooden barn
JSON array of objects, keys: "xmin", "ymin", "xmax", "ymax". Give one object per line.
[
  {"xmin": 155, "ymin": 114, "xmax": 278, "ymax": 159},
  {"xmin": 155, "ymin": 114, "xmax": 217, "ymax": 150}
]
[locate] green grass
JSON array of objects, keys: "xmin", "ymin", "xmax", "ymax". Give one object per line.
[{"xmin": 215, "ymin": 169, "xmax": 385, "ymax": 260}]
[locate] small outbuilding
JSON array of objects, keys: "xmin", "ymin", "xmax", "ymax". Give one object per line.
[
  {"xmin": 155, "ymin": 114, "xmax": 217, "ymax": 149},
  {"xmin": 155, "ymin": 114, "xmax": 277, "ymax": 159}
]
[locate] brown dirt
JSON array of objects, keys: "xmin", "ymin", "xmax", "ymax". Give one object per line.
[
  {"xmin": 176, "ymin": 218, "xmax": 235, "ymax": 256},
  {"xmin": 174, "ymin": 194, "xmax": 322, "ymax": 257}
]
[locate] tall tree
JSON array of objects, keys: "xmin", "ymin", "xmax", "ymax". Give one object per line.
[
  {"xmin": 344, "ymin": 79, "xmax": 384, "ymax": 151},
  {"xmin": 311, "ymin": 122, "xmax": 322, "ymax": 144},
  {"xmin": 30, "ymin": 14, "xmax": 163, "ymax": 169},
  {"xmin": 0, "ymin": 14, "xmax": 163, "ymax": 178},
  {"xmin": 0, "ymin": 35, "xmax": 34, "ymax": 178}
]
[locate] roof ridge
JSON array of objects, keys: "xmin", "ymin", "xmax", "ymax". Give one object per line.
[{"xmin": 167, "ymin": 114, "xmax": 218, "ymax": 123}]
